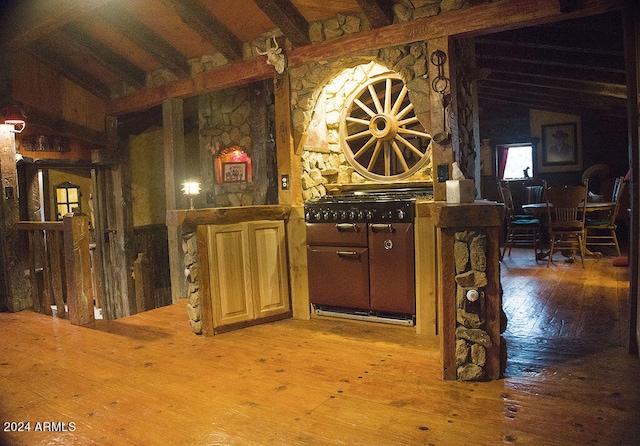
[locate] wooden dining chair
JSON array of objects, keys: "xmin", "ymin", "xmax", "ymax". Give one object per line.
[
  {"xmin": 499, "ymin": 184, "xmax": 541, "ymax": 260},
  {"xmin": 585, "ymin": 176, "xmax": 626, "ymax": 256},
  {"xmin": 544, "ymin": 182, "xmax": 588, "ymax": 267}
]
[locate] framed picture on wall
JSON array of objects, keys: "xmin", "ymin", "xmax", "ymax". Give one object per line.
[
  {"xmin": 541, "ymin": 122, "xmax": 578, "ymax": 167},
  {"xmin": 221, "ymin": 162, "xmax": 247, "ymax": 183}
]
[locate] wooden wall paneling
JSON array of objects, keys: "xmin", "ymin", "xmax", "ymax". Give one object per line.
[
  {"xmin": 61, "ymin": 78, "xmax": 89, "ymax": 131},
  {"xmin": 163, "ymin": 98, "xmax": 188, "ymax": 303}
]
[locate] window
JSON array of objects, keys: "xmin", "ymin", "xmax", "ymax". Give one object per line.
[
  {"xmin": 54, "ymin": 182, "xmax": 81, "ymax": 220},
  {"xmin": 498, "ymin": 144, "xmax": 534, "ymax": 180}
]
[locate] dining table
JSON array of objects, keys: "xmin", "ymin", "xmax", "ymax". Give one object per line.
[{"xmin": 521, "ymin": 201, "xmax": 616, "ymax": 258}]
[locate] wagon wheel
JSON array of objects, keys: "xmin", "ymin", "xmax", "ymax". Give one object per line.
[{"xmin": 340, "ymin": 73, "xmax": 432, "ymax": 181}]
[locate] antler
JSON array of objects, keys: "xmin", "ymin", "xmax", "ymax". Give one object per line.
[{"xmin": 256, "ymin": 36, "xmax": 279, "ymax": 56}]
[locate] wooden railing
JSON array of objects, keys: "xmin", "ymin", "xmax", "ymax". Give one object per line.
[{"xmin": 17, "ymin": 214, "xmax": 95, "ymax": 325}]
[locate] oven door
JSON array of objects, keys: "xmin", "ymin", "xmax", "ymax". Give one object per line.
[
  {"xmin": 368, "ymin": 222, "xmax": 415, "ymax": 314},
  {"xmin": 307, "ymin": 246, "xmax": 370, "ymax": 310}
]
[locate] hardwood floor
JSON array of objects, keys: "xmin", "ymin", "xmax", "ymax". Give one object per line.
[{"xmin": 1, "ymin": 248, "xmax": 638, "ymax": 445}]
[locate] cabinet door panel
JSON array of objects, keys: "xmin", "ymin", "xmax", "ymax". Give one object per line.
[
  {"xmin": 207, "ymin": 224, "xmax": 253, "ymax": 327},
  {"xmin": 249, "ymin": 221, "xmax": 290, "ymax": 317}
]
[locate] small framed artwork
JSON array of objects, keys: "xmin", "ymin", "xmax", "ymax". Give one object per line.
[
  {"xmin": 222, "ymin": 162, "xmax": 247, "ymax": 183},
  {"xmin": 541, "ymin": 122, "xmax": 578, "ymax": 167}
]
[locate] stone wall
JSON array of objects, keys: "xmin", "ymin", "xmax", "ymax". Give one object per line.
[
  {"xmin": 198, "ymin": 82, "xmax": 275, "ymax": 207},
  {"xmin": 453, "ymin": 230, "xmax": 491, "ymax": 381},
  {"xmin": 294, "ymin": 52, "xmax": 434, "ymax": 199},
  {"xmin": 182, "ymin": 227, "xmax": 201, "ymax": 334}
]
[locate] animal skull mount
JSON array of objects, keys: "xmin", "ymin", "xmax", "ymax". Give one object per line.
[{"xmin": 256, "ymin": 36, "xmax": 287, "ymax": 74}]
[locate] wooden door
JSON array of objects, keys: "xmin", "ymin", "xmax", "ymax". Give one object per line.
[
  {"xmin": 248, "ymin": 220, "xmax": 290, "ymax": 318},
  {"xmin": 207, "ymin": 223, "xmax": 254, "ymax": 327}
]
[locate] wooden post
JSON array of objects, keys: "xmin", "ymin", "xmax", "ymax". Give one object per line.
[
  {"xmin": 104, "ymin": 116, "xmax": 137, "ymax": 318},
  {"xmin": 47, "ymin": 230, "xmax": 67, "ymax": 319},
  {"xmin": 63, "ymin": 214, "xmax": 95, "ymax": 326},
  {"xmin": 163, "ymin": 98, "xmax": 188, "ymax": 303},
  {"xmin": 0, "ymin": 125, "xmax": 31, "ymax": 312},
  {"xmin": 431, "ymin": 202, "xmax": 503, "ymax": 381},
  {"xmin": 428, "ymin": 37, "xmax": 453, "ymax": 202},
  {"xmin": 274, "ymin": 72, "xmax": 302, "ymax": 205}
]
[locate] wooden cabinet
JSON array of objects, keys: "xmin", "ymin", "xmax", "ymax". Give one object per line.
[{"xmin": 205, "ymin": 220, "xmax": 290, "ymax": 331}]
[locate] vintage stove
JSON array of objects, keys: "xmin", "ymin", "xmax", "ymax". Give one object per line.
[{"xmin": 304, "ymin": 187, "xmax": 433, "ymax": 325}]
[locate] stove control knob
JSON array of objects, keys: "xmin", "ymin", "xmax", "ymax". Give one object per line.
[
  {"xmin": 331, "ymin": 211, "xmax": 339, "ymax": 220},
  {"xmin": 340, "ymin": 211, "xmax": 347, "ymax": 220},
  {"xmin": 366, "ymin": 211, "xmax": 373, "ymax": 220},
  {"xmin": 322, "ymin": 211, "xmax": 329, "ymax": 220},
  {"xmin": 349, "ymin": 210, "xmax": 356, "ymax": 220},
  {"xmin": 357, "ymin": 211, "xmax": 364, "ymax": 220},
  {"xmin": 397, "ymin": 209, "xmax": 405, "ymax": 220}
]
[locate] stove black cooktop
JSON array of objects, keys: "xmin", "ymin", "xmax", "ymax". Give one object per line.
[
  {"xmin": 304, "ymin": 187, "xmax": 433, "ymax": 223},
  {"xmin": 308, "ymin": 187, "xmax": 433, "ymax": 203}
]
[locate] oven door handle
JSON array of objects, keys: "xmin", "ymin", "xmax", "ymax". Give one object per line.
[
  {"xmin": 336, "ymin": 250, "xmax": 360, "ymax": 259},
  {"xmin": 335, "ymin": 223, "xmax": 359, "ymax": 232},
  {"xmin": 370, "ymin": 223, "xmax": 395, "ymax": 233}
]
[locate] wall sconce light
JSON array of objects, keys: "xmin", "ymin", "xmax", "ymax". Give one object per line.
[
  {"xmin": 4, "ymin": 104, "xmax": 26, "ymax": 133},
  {"xmin": 182, "ymin": 180, "xmax": 201, "ymax": 209}
]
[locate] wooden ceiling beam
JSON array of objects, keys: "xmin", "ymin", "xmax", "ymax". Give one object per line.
[
  {"xmin": 26, "ymin": 42, "xmax": 112, "ymax": 100},
  {"xmin": 289, "ymin": 0, "xmax": 622, "ymax": 65},
  {"xmin": 477, "ymin": 57, "xmax": 627, "ymax": 85},
  {"xmin": 478, "ymin": 87, "xmax": 626, "ymax": 116},
  {"xmin": 484, "ymin": 70, "xmax": 627, "ymax": 99},
  {"xmin": 252, "ymin": 0, "xmax": 311, "ymax": 48},
  {"xmin": 356, "ymin": 0, "xmax": 394, "ymax": 28},
  {"xmin": 158, "ymin": 0, "xmax": 244, "ymax": 61},
  {"xmin": 476, "ymin": 40, "xmax": 625, "ymax": 72},
  {"xmin": 59, "ymin": 23, "xmax": 147, "ymax": 90},
  {"xmin": 97, "ymin": 3, "xmax": 191, "ymax": 78},
  {"xmin": 107, "ymin": 56, "xmax": 272, "ymax": 115},
  {"xmin": 107, "ymin": 0, "xmax": 623, "ymax": 115}
]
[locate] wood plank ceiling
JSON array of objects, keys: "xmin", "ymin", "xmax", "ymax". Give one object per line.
[{"xmin": 2, "ymin": 0, "xmax": 628, "ymax": 120}]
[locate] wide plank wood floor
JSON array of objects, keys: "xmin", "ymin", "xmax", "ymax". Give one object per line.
[{"xmin": 1, "ymin": 248, "xmax": 639, "ymax": 445}]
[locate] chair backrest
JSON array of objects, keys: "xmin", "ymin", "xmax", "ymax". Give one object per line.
[
  {"xmin": 499, "ymin": 184, "xmax": 516, "ymax": 217},
  {"xmin": 609, "ymin": 176, "xmax": 626, "ymax": 223},
  {"xmin": 524, "ymin": 185, "xmax": 544, "ymax": 204},
  {"xmin": 545, "ymin": 183, "xmax": 588, "ymax": 226}
]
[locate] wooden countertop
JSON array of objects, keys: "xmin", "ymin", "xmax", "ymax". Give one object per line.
[
  {"xmin": 166, "ymin": 205, "xmax": 291, "ymax": 227},
  {"xmin": 415, "ymin": 200, "xmax": 503, "ymax": 227}
]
